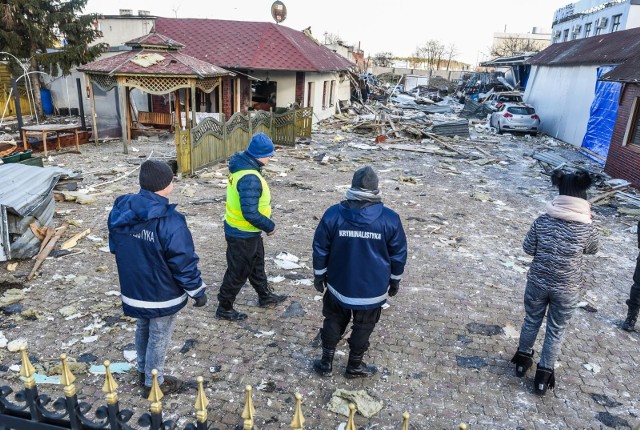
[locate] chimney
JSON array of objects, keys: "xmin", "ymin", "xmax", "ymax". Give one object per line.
[
  {"xmin": 119, "ymin": 9, "xmax": 133, "ymax": 16},
  {"xmin": 138, "ymin": 10, "xmax": 150, "ymax": 16}
]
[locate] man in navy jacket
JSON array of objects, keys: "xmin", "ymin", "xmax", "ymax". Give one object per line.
[
  {"xmin": 312, "ymin": 166, "xmax": 407, "ymax": 378},
  {"xmin": 108, "ymin": 160, "xmax": 207, "ymax": 397}
]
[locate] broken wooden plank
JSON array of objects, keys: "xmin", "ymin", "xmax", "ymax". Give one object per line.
[
  {"xmin": 61, "ymin": 228, "xmax": 91, "ymax": 250},
  {"xmin": 27, "ymin": 224, "xmax": 68, "ymax": 280}
]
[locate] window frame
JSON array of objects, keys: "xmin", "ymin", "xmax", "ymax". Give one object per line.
[
  {"xmin": 623, "ymin": 97, "xmax": 640, "ymax": 148},
  {"xmin": 584, "ymin": 22, "xmax": 592, "ymax": 37},
  {"xmin": 612, "ymin": 14, "xmax": 622, "ymax": 32}
]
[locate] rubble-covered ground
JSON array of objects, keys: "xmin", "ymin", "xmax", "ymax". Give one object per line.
[{"xmin": 1, "ymin": 124, "xmax": 639, "ymax": 430}]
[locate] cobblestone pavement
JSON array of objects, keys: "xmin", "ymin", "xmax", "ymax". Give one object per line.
[{"xmin": 0, "ymin": 129, "xmax": 639, "ymax": 430}]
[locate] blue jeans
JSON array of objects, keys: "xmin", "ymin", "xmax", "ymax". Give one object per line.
[{"xmin": 136, "ymin": 314, "xmax": 177, "ymax": 387}]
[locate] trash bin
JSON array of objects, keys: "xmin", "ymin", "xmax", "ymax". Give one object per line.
[{"xmin": 40, "ymin": 89, "xmax": 54, "ymax": 115}]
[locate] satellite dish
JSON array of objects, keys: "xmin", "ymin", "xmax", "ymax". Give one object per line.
[{"xmin": 271, "ymin": 1, "xmax": 287, "ymax": 24}]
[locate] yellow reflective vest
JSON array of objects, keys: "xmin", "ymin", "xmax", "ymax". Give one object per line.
[{"xmin": 225, "ymin": 170, "xmax": 272, "ymax": 232}]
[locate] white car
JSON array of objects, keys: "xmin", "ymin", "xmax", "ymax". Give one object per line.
[
  {"xmin": 483, "ymin": 92, "xmax": 524, "ymax": 112},
  {"xmin": 489, "ymin": 102, "xmax": 541, "ymax": 135}
]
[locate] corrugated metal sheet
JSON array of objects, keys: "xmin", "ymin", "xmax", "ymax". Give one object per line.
[
  {"xmin": 527, "ymin": 27, "xmax": 640, "ymax": 67},
  {"xmin": 0, "ymin": 164, "xmax": 78, "ymax": 261},
  {"xmin": 600, "ymin": 56, "xmax": 640, "ymax": 82}
]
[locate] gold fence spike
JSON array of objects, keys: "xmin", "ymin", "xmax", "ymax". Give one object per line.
[
  {"xmin": 102, "ymin": 360, "xmax": 119, "ymax": 405},
  {"xmin": 346, "ymin": 403, "xmax": 356, "ymax": 430},
  {"xmin": 194, "ymin": 376, "xmax": 209, "ymax": 423},
  {"xmin": 18, "ymin": 345, "xmax": 36, "ymax": 388},
  {"xmin": 459, "ymin": 424, "xmax": 469, "ymax": 430},
  {"xmin": 290, "ymin": 392, "xmax": 304, "ymax": 430},
  {"xmin": 242, "ymin": 385, "xmax": 255, "ymax": 430},
  {"xmin": 148, "ymin": 369, "xmax": 164, "ymax": 412},
  {"xmin": 401, "ymin": 412, "xmax": 410, "ymax": 430},
  {"xmin": 60, "ymin": 354, "xmax": 77, "ymax": 397}
]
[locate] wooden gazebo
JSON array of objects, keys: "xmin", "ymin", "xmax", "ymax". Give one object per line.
[{"xmin": 79, "ymin": 32, "xmax": 231, "ymax": 158}]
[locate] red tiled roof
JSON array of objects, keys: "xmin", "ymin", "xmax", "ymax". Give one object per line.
[
  {"xmin": 79, "ymin": 49, "xmax": 230, "ymax": 77},
  {"xmin": 527, "ymin": 27, "xmax": 640, "ymax": 66},
  {"xmin": 154, "ymin": 17, "xmax": 354, "ymax": 72},
  {"xmin": 126, "ymin": 32, "xmax": 185, "ymax": 49}
]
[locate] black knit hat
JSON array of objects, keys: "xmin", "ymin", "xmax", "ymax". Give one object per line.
[
  {"xmin": 139, "ymin": 160, "xmax": 174, "ymax": 192},
  {"xmin": 351, "ymin": 166, "xmax": 379, "ymax": 191}
]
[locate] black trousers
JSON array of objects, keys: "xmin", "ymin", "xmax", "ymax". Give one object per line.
[
  {"xmin": 628, "ymin": 255, "xmax": 640, "ymax": 309},
  {"xmin": 218, "ymin": 235, "xmax": 270, "ymax": 309},
  {"xmin": 320, "ymin": 292, "xmax": 381, "ymax": 355}
]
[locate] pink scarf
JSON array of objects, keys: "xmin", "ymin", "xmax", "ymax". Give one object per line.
[{"xmin": 546, "ymin": 195, "xmax": 592, "ymax": 224}]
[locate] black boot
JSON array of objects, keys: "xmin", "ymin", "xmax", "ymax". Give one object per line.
[
  {"xmin": 258, "ymin": 292, "xmax": 288, "ymax": 308},
  {"xmin": 345, "ymin": 353, "xmax": 377, "ymax": 379},
  {"xmin": 215, "ymin": 306, "xmax": 248, "ymax": 321},
  {"xmin": 313, "ymin": 347, "xmax": 335, "ymax": 377},
  {"xmin": 510, "ymin": 350, "xmax": 534, "ymax": 377},
  {"xmin": 621, "ymin": 301, "xmax": 638, "ymax": 332},
  {"xmin": 534, "ymin": 364, "xmax": 555, "ymax": 396}
]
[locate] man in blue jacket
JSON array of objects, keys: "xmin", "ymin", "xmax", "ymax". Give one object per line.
[
  {"xmin": 216, "ymin": 133, "xmax": 287, "ymax": 321},
  {"xmin": 108, "ymin": 160, "xmax": 207, "ymax": 397},
  {"xmin": 312, "ymin": 166, "xmax": 407, "ymax": 378}
]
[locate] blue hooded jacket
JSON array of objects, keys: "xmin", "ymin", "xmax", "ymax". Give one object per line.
[
  {"xmin": 313, "ymin": 201, "xmax": 407, "ymax": 310},
  {"xmin": 108, "ymin": 189, "xmax": 205, "ymax": 319},
  {"xmin": 224, "ymin": 151, "xmax": 275, "ymax": 238}
]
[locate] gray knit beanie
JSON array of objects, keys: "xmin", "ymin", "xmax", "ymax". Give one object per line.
[
  {"xmin": 351, "ymin": 166, "xmax": 379, "ymax": 191},
  {"xmin": 139, "ymin": 160, "xmax": 174, "ymax": 192}
]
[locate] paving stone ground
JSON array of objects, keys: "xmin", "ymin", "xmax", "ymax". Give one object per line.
[{"xmin": 0, "ymin": 128, "xmax": 639, "ymax": 430}]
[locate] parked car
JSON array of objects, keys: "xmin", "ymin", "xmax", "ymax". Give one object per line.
[
  {"xmin": 483, "ymin": 92, "xmax": 524, "ymax": 112},
  {"xmin": 489, "ymin": 102, "xmax": 540, "ymax": 135}
]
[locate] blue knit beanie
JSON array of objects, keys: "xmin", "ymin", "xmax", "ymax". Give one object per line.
[{"xmin": 246, "ymin": 133, "xmax": 275, "ymax": 158}]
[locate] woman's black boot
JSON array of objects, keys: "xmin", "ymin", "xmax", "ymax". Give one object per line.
[
  {"xmin": 534, "ymin": 364, "xmax": 556, "ymax": 395},
  {"xmin": 510, "ymin": 350, "xmax": 534, "ymax": 377}
]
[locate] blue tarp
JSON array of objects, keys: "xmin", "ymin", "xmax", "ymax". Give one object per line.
[{"xmin": 581, "ymin": 66, "xmax": 622, "ymax": 165}]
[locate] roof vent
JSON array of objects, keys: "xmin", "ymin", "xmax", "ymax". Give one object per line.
[
  {"xmin": 119, "ymin": 9, "xmax": 133, "ymax": 16},
  {"xmin": 138, "ymin": 10, "xmax": 150, "ymax": 16}
]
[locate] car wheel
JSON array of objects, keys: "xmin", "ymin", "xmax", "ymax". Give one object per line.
[{"xmin": 496, "ymin": 122, "xmax": 503, "ymax": 134}]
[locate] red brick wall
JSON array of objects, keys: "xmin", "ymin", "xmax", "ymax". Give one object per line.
[
  {"xmin": 604, "ymin": 84, "xmax": 640, "ymax": 186},
  {"xmin": 222, "ymin": 77, "xmax": 233, "ymax": 118}
]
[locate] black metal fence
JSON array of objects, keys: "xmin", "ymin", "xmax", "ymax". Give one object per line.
[{"xmin": 0, "ymin": 347, "xmax": 468, "ymax": 430}]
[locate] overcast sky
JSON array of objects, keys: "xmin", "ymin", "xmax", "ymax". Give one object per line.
[{"xmin": 83, "ymin": 0, "xmax": 570, "ymax": 65}]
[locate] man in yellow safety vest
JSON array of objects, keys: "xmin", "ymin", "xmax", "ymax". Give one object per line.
[{"xmin": 216, "ymin": 133, "xmax": 288, "ymax": 321}]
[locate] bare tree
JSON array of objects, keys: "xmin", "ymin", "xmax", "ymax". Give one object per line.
[
  {"xmin": 445, "ymin": 43, "xmax": 459, "ymax": 71},
  {"xmin": 372, "ymin": 51, "xmax": 393, "ymax": 67},
  {"xmin": 490, "ymin": 35, "xmax": 546, "ymax": 57},
  {"xmin": 415, "ymin": 40, "xmax": 446, "ymax": 71},
  {"xmin": 323, "ymin": 32, "xmax": 343, "ymax": 45}
]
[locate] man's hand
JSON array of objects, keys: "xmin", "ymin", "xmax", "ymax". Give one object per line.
[
  {"xmin": 388, "ymin": 279, "xmax": 400, "ymax": 297},
  {"xmin": 314, "ymin": 276, "xmax": 327, "ymax": 293},
  {"xmin": 193, "ymin": 293, "xmax": 208, "ymax": 307},
  {"xmin": 267, "ymin": 227, "xmax": 277, "ymax": 236}
]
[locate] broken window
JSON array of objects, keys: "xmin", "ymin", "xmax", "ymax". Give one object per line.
[
  {"xmin": 329, "ymin": 80, "xmax": 336, "ymax": 107},
  {"xmin": 585, "ymin": 22, "xmax": 592, "ymax": 37},
  {"xmin": 251, "ymin": 80, "xmax": 277, "ymax": 111},
  {"xmin": 563, "ymin": 29, "xmax": 569, "ymax": 41},
  {"xmin": 322, "ymin": 81, "xmax": 328, "ymax": 109}
]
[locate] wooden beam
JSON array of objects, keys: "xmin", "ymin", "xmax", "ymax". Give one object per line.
[
  {"xmin": 87, "ymin": 76, "xmax": 99, "ymax": 146},
  {"xmin": 117, "ymin": 81, "xmax": 128, "ymax": 154}
]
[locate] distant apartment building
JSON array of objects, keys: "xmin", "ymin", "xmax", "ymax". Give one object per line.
[{"xmin": 551, "ymin": 0, "xmax": 640, "ymax": 43}]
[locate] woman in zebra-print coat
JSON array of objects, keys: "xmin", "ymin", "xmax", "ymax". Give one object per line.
[{"xmin": 511, "ymin": 169, "xmax": 599, "ymax": 396}]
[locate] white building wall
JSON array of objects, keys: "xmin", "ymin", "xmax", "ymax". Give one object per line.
[
  {"xmin": 305, "ymin": 72, "xmax": 345, "ymax": 122},
  {"xmin": 524, "ymin": 64, "xmax": 598, "ymax": 146},
  {"xmin": 552, "ymin": 0, "xmax": 637, "ymax": 42},
  {"xmin": 94, "ymin": 16, "xmax": 156, "ymax": 47}
]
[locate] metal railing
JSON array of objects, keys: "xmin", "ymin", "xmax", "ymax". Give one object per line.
[{"xmin": 0, "ymin": 346, "xmax": 469, "ymax": 430}]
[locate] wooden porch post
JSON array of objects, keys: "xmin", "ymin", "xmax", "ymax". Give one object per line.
[
  {"xmin": 126, "ymin": 87, "xmax": 132, "ymax": 144},
  {"xmin": 190, "ymin": 82, "xmax": 197, "ymax": 129},
  {"xmin": 218, "ymin": 78, "xmax": 223, "ymax": 118},
  {"xmin": 87, "ymin": 75, "xmax": 99, "ymax": 146},
  {"xmin": 117, "ymin": 79, "xmax": 128, "ymax": 154}
]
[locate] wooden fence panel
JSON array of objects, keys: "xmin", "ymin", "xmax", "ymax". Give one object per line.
[{"xmin": 181, "ymin": 107, "xmax": 313, "ymax": 174}]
